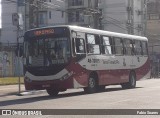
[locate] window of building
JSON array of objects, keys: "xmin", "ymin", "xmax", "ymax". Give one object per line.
[
  {"xmin": 86, "ymin": 34, "xmax": 100, "ymax": 54},
  {"xmin": 49, "ymin": 11, "xmax": 51, "ymax": 19},
  {"xmin": 39, "ymin": 11, "xmax": 47, "ymax": 26},
  {"xmin": 18, "ymin": 0, "xmax": 25, "ymax": 6},
  {"xmin": 68, "ymin": 11, "xmax": 84, "ymax": 22},
  {"xmin": 149, "ymin": 14, "xmax": 160, "ymax": 20},
  {"xmin": 102, "ymin": 36, "xmax": 112, "ymax": 54},
  {"xmin": 68, "ymin": 0, "xmax": 84, "ymax": 6},
  {"xmin": 62, "ymin": 11, "xmax": 64, "ymax": 18}
]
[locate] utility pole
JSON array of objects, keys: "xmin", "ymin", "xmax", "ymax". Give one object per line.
[
  {"xmin": 144, "ymin": 0, "xmax": 148, "ymax": 36},
  {"xmin": 24, "ymin": 0, "xmax": 28, "ymax": 31},
  {"xmin": 29, "ymin": 0, "xmax": 34, "ymax": 29},
  {"xmin": 87, "ymin": 0, "xmax": 100, "ymax": 29},
  {"xmin": 93, "ymin": 0, "xmax": 99, "ymax": 29},
  {"xmin": 29, "ymin": 0, "xmax": 39, "ymax": 29},
  {"xmin": 12, "ymin": 8, "xmax": 21, "ymax": 96},
  {"xmin": 99, "ymin": 9, "xmax": 103, "ymax": 30},
  {"xmin": 127, "ymin": 0, "xmax": 134, "ymax": 35},
  {"xmin": 36, "ymin": 0, "xmax": 39, "ymax": 28}
]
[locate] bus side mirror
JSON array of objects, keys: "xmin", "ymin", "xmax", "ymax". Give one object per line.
[{"xmin": 15, "ymin": 45, "xmax": 23, "ymax": 57}]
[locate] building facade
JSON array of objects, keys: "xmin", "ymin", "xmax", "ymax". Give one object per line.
[
  {"xmin": 0, "ymin": 0, "xmax": 24, "ymax": 77},
  {"xmin": 25, "ymin": 0, "xmax": 99, "ymax": 30},
  {"xmin": 1, "ymin": 0, "xmax": 148, "ymax": 44},
  {"xmin": 99, "ymin": 0, "xmax": 147, "ymax": 36},
  {"xmin": 147, "ymin": 0, "xmax": 160, "ymax": 71},
  {"xmin": 0, "ymin": 0, "xmax": 17, "ymax": 44},
  {"xmin": 25, "ymin": 0, "xmax": 66, "ymax": 30},
  {"xmin": 65, "ymin": 0, "xmax": 99, "ymax": 29},
  {"xmin": 147, "ymin": 0, "xmax": 160, "ymax": 45}
]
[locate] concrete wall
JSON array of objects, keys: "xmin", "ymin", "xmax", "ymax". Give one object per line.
[
  {"xmin": 0, "ymin": 1, "xmax": 17, "ymax": 43},
  {"xmin": 0, "ymin": 47, "xmax": 23, "ymax": 77}
]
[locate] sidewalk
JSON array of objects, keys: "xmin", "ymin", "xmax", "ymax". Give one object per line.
[{"xmin": 0, "ymin": 84, "xmax": 25, "ymax": 97}]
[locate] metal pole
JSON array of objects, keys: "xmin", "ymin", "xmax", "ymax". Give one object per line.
[
  {"xmin": 17, "ymin": 3, "xmax": 22, "ymax": 96},
  {"xmin": 17, "ymin": 29, "xmax": 21, "ymax": 96},
  {"xmin": 94, "ymin": 0, "xmax": 98, "ymax": 29}
]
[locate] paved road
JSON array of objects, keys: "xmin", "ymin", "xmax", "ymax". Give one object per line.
[
  {"xmin": 0, "ymin": 84, "xmax": 25, "ymax": 97},
  {"xmin": 0, "ymin": 79, "xmax": 160, "ymax": 118}
]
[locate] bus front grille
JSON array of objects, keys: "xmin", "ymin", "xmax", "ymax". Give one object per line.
[{"xmin": 32, "ymin": 56, "xmax": 44, "ymax": 66}]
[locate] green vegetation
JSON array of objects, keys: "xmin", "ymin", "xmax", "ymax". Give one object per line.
[{"xmin": 0, "ymin": 77, "xmax": 24, "ymax": 85}]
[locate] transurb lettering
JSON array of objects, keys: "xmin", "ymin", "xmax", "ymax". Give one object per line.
[{"xmin": 103, "ymin": 60, "xmax": 119, "ymax": 64}]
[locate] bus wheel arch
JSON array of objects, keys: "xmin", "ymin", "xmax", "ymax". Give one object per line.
[
  {"xmin": 121, "ymin": 70, "xmax": 136, "ymax": 89},
  {"xmin": 84, "ymin": 71, "xmax": 99, "ymax": 93}
]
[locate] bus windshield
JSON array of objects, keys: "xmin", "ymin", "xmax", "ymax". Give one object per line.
[{"xmin": 25, "ymin": 37, "xmax": 71, "ymax": 66}]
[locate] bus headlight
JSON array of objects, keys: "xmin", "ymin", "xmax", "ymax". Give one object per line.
[{"xmin": 25, "ymin": 76, "xmax": 32, "ymax": 82}]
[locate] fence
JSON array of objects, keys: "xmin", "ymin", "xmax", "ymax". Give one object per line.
[{"xmin": 0, "ymin": 43, "xmax": 23, "ymax": 77}]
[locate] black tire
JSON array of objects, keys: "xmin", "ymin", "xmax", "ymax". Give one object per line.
[
  {"xmin": 121, "ymin": 72, "xmax": 136, "ymax": 89},
  {"xmin": 98, "ymin": 85, "xmax": 105, "ymax": 92},
  {"xmin": 46, "ymin": 89, "xmax": 59, "ymax": 96},
  {"xmin": 84, "ymin": 75, "xmax": 98, "ymax": 94}
]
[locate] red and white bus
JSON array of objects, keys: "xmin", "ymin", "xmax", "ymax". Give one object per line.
[{"xmin": 23, "ymin": 25, "xmax": 150, "ymax": 96}]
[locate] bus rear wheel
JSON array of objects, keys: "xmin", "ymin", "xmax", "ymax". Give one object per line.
[
  {"xmin": 46, "ymin": 88, "xmax": 59, "ymax": 96},
  {"xmin": 98, "ymin": 85, "xmax": 105, "ymax": 92},
  {"xmin": 84, "ymin": 75, "xmax": 97, "ymax": 94},
  {"xmin": 121, "ymin": 72, "xmax": 136, "ymax": 89}
]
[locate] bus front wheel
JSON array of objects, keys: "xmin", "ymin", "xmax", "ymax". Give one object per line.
[
  {"xmin": 121, "ymin": 72, "xmax": 136, "ymax": 89},
  {"xmin": 46, "ymin": 88, "xmax": 59, "ymax": 96},
  {"xmin": 84, "ymin": 75, "xmax": 98, "ymax": 94}
]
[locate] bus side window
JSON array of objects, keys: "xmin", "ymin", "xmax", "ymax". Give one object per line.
[
  {"xmin": 111, "ymin": 37, "xmax": 116, "ymax": 54},
  {"xmin": 123, "ymin": 39, "xmax": 132, "ymax": 55},
  {"xmin": 135, "ymin": 40, "xmax": 142, "ymax": 55},
  {"xmin": 86, "ymin": 34, "xmax": 100, "ymax": 54},
  {"xmin": 114, "ymin": 37, "xmax": 123, "ymax": 55},
  {"xmin": 102, "ymin": 36, "xmax": 112, "ymax": 55},
  {"xmin": 140, "ymin": 41, "xmax": 143, "ymax": 55},
  {"xmin": 121, "ymin": 39, "xmax": 126, "ymax": 55},
  {"xmin": 131, "ymin": 40, "xmax": 135, "ymax": 55},
  {"xmin": 75, "ymin": 38, "xmax": 85, "ymax": 53}
]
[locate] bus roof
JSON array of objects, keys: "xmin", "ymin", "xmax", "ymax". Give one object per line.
[
  {"xmin": 68, "ymin": 25, "xmax": 148, "ymax": 41},
  {"xmin": 26, "ymin": 25, "xmax": 148, "ymax": 41}
]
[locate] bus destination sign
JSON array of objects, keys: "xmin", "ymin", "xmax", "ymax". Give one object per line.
[{"xmin": 34, "ymin": 29, "xmax": 54, "ymax": 36}]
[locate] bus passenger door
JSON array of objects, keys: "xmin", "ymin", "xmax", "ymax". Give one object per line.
[{"xmin": 74, "ymin": 38, "xmax": 86, "ymax": 64}]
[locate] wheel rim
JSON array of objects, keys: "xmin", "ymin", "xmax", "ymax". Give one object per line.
[
  {"xmin": 89, "ymin": 77, "xmax": 95, "ymax": 88},
  {"xmin": 130, "ymin": 74, "xmax": 135, "ymax": 87}
]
